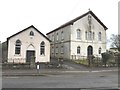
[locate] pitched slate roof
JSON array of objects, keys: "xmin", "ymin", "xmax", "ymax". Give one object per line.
[
  {"xmin": 46, "ymin": 10, "xmax": 108, "ymax": 35},
  {"xmin": 7, "ymin": 25, "xmax": 51, "ymax": 42}
]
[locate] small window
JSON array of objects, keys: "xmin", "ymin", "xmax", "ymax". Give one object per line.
[
  {"xmin": 56, "ymin": 33, "xmax": 58, "ymax": 41},
  {"xmin": 30, "ymin": 31, "xmax": 34, "ymax": 36},
  {"xmin": 40, "ymin": 41, "xmax": 45, "ymax": 55},
  {"xmin": 98, "ymin": 47, "xmax": 102, "ymax": 54},
  {"xmin": 61, "ymin": 46, "xmax": 64, "ymax": 54},
  {"xmin": 88, "ymin": 31, "xmax": 92, "ymax": 40},
  {"xmin": 56, "ymin": 47, "xmax": 58, "ymax": 54},
  {"xmin": 85, "ymin": 31, "xmax": 88, "ymax": 40},
  {"xmin": 15, "ymin": 39, "xmax": 21, "ymax": 54},
  {"xmin": 52, "ymin": 47, "xmax": 54, "ymax": 54},
  {"xmin": 93, "ymin": 32, "xmax": 95, "ymax": 40},
  {"xmin": 98, "ymin": 32, "xmax": 101, "ymax": 41},
  {"xmin": 77, "ymin": 29, "xmax": 81, "ymax": 39},
  {"xmin": 77, "ymin": 46, "xmax": 80, "ymax": 54},
  {"xmin": 52, "ymin": 35, "xmax": 54, "ymax": 42},
  {"xmin": 61, "ymin": 31, "xmax": 64, "ymax": 40}
]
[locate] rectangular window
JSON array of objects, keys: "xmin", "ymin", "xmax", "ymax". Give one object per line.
[
  {"xmin": 93, "ymin": 32, "xmax": 95, "ymax": 40},
  {"xmin": 77, "ymin": 46, "xmax": 80, "ymax": 54},
  {"xmin": 52, "ymin": 35, "xmax": 54, "ymax": 42},
  {"xmin": 40, "ymin": 47, "xmax": 44, "ymax": 55},
  {"xmin": 52, "ymin": 47, "xmax": 54, "ymax": 54},
  {"xmin": 85, "ymin": 31, "xmax": 87, "ymax": 40},
  {"xmin": 56, "ymin": 33, "xmax": 58, "ymax": 41},
  {"xmin": 56, "ymin": 47, "xmax": 58, "ymax": 54},
  {"xmin": 61, "ymin": 46, "xmax": 64, "ymax": 54},
  {"xmin": 77, "ymin": 29, "xmax": 81, "ymax": 39},
  {"xmin": 98, "ymin": 32, "xmax": 102, "ymax": 41},
  {"xmin": 15, "ymin": 45, "xmax": 21, "ymax": 54},
  {"xmin": 88, "ymin": 31, "xmax": 92, "ymax": 40},
  {"xmin": 61, "ymin": 31, "xmax": 64, "ymax": 40},
  {"xmin": 40, "ymin": 41, "xmax": 45, "ymax": 55}
]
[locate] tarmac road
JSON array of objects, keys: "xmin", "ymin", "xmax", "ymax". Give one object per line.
[{"xmin": 2, "ymin": 71, "xmax": 118, "ymax": 89}]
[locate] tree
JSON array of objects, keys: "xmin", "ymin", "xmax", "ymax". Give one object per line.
[{"xmin": 110, "ymin": 34, "xmax": 120, "ymax": 52}]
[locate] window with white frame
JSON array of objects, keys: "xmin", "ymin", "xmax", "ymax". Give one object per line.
[
  {"xmin": 61, "ymin": 46, "xmax": 64, "ymax": 54},
  {"xmin": 15, "ymin": 39, "xmax": 21, "ymax": 54},
  {"xmin": 52, "ymin": 35, "xmax": 54, "ymax": 42},
  {"xmin": 77, "ymin": 46, "xmax": 80, "ymax": 54},
  {"xmin": 61, "ymin": 31, "xmax": 64, "ymax": 40},
  {"xmin": 56, "ymin": 33, "xmax": 58, "ymax": 41},
  {"xmin": 77, "ymin": 29, "xmax": 81, "ymax": 39},
  {"xmin": 98, "ymin": 47, "xmax": 102, "ymax": 54},
  {"xmin": 30, "ymin": 31, "xmax": 34, "ymax": 36},
  {"xmin": 52, "ymin": 47, "xmax": 54, "ymax": 54},
  {"xmin": 88, "ymin": 31, "xmax": 92, "ymax": 40},
  {"xmin": 85, "ymin": 31, "xmax": 95, "ymax": 40},
  {"xmin": 98, "ymin": 32, "xmax": 102, "ymax": 41},
  {"xmin": 56, "ymin": 47, "xmax": 58, "ymax": 54},
  {"xmin": 93, "ymin": 32, "xmax": 95, "ymax": 40},
  {"xmin": 40, "ymin": 41, "xmax": 45, "ymax": 55},
  {"xmin": 85, "ymin": 31, "xmax": 88, "ymax": 40}
]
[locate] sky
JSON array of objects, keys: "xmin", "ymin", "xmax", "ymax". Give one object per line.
[{"xmin": 0, "ymin": 0, "xmax": 119, "ymax": 48}]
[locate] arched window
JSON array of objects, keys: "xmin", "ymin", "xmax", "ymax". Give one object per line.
[
  {"xmin": 30, "ymin": 31, "xmax": 34, "ymax": 36},
  {"xmin": 15, "ymin": 39, "xmax": 21, "ymax": 54},
  {"xmin": 40, "ymin": 41, "xmax": 45, "ymax": 55},
  {"xmin": 77, "ymin": 29, "xmax": 81, "ymax": 39},
  {"xmin": 77, "ymin": 46, "xmax": 80, "ymax": 54},
  {"xmin": 98, "ymin": 47, "xmax": 102, "ymax": 54},
  {"xmin": 98, "ymin": 32, "xmax": 101, "ymax": 41}
]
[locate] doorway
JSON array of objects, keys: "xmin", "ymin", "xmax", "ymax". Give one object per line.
[
  {"xmin": 26, "ymin": 50, "xmax": 35, "ymax": 63},
  {"xmin": 87, "ymin": 45, "xmax": 93, "ymax": 56}
]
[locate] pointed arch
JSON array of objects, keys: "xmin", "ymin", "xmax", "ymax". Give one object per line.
[{"xmin": 27, "ymin": 44, "xmax": 35, "ymax": 51}]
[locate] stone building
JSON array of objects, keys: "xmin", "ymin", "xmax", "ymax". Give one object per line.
[
  {"xmin": 46, "ymin": 10, "xmax": 108, "ymax": 60},
  {"xmin": 7, "ymin": 25, "xmax": 50, "ymax": 63}
]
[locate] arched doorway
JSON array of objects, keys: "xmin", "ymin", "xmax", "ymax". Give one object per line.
[
  {"xmin": 26, "ymin": 44, "xmax": 35, "ymax": 63},
  {"xmin": 87, "ymin": 45, "xmax": 93, "ymax": 56}
]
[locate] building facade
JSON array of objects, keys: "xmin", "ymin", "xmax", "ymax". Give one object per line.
[
  {"xmin": 7, "ymin": 25, "xmax": 50, "ymax": 63},
  {"xmin": 46, "ymin": 10, "xmax": 108, "ymax": 60}
]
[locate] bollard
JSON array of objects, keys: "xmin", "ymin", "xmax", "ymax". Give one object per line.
[{"xmin": 36, "ymin": 61, "xmax": 40, "ymax": 73}]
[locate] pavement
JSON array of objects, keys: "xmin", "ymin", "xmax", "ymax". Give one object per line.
[
  {"xmin": 2, "ymin": 66, "xmax": 118, "ymax": 76},
  {"xmin": 2, "ymin": 59, "xmax": 118, "ymax": 76}
]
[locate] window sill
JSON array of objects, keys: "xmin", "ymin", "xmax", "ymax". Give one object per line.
[
  {"xmin": 77, "ymin": 38, "xmax": 81, "ymax": 40},
  {"xmin": 14, "ymin": 54, "xmax": 21, "ymax": 56},
  {"xmin": 40, "ymin": 54, "xmax": 45, "ymax": 56}
]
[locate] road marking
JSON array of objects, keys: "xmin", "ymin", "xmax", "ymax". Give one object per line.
[{"xmin": 5, "ymin": 76, "xmax": 20, "ymax": 79}]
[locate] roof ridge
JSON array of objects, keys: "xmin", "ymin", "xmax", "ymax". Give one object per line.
[
  {"xmin": 7, "ymin": 25, "xmax": 51, "ymax": 42},
  {"xmin": 46, "ymin": 10, "xmax": 108, "ymax": 35}
]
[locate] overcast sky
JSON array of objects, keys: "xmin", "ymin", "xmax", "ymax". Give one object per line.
[{"xmin": 0, "ymin": 0, "xmax": 118, "ymax": 48}]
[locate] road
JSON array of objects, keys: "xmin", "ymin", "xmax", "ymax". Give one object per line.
[{"xmin": 2, "ymin": 71, "xmax": 118, "ymax": 89}]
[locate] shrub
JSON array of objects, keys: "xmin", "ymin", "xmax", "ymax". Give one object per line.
[{"xmin": 101, "ymin": 52, "xmax": 111, "ymax": 67}]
